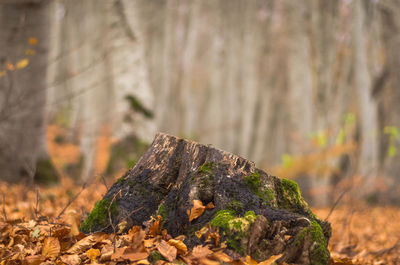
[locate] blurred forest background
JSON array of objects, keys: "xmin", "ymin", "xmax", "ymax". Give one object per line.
[{"xmin": 1, "ymin": 0, "xmax": 399, "ymax": 207}]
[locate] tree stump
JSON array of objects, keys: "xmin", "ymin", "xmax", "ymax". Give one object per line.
[{"xmin": 81, "ymin": 133, "xmax": 331, "ymax": 264}]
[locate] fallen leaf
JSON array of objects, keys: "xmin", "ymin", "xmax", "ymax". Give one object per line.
[
  {"xmin": 6, "ymin": 62, "xmax": 14, "ymax": 71},
  {"xmin": 0, "ymin": 71, "xmax": 6, "ymax": 77},
  {"xmin": 137, "ymin": 259, "xmax": 150, "ymax": 264},
  {"xmin": 206, "ymin": 202, "xmax": 215, "ymax": 209},
  {"xmin": 149, "ymin": 216, "xmax": 162, "ymax": 237},
  {"xmin": 29, "ymin": 37, "xmax": 38, "ymax": 45},
  {"xmin": 121, "ymin": 251, "xmax": 148, "ymax": 262},
  {"xmin": 157, "ymin": 240, "xmax": 177, "ymax": 262},
  {"xmin": 25, "ymin": 255, "xmax": 45, "ymax": 265},
  {"xmin": 210, "ymin": 251, "xmax": 233, "ymax": 263},
  {"xmin": 198, "ymin": 258, "xmax": 220, "ymax": 265},
  {"xmin": 111, "ymin": 247, "xmax": 127, "ymax": 260},
  {"xmin": 258, "ymin": 254, "xmax": 283, "ymax": 265},
  {"xmin": 245, "ymin": 256, "xmax": 258, "ymax": 265},
  {"xmin": 192, "ymin": 245, "xmax": 213, "ymax": 259},
  {"xmin": 16, "ymin": 59, "xmax": 29, "ymax": 69},
  {"xmin": 86, "ymin": 248, "xmax": 101, "ymax": 262},
  {"xmin": 60, "ymin": 254, "xmax": 81, "ymax": 265},
  {"xmin": 42, "ymin": 237, "xmax": 60, "ymax": 259},
  {"xmin": 188, "ymin": 200, "xmax": 206, "ymax": 222},
  {"xmin": 168, "ymin": 239, "xmax": 187, "ymax": 254},
  {"xmin": 67, "ymin": 235, "xmax": 96, "ymax": 254}
]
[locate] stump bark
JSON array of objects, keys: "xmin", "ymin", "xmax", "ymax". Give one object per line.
[{"xmin": 81, "ymin": 133, "xmax": 331, "ymax": 264}]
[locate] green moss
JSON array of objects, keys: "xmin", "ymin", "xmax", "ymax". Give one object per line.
[
  {"xmin": 126, "ymin": 159, "xmax": 137, "ymax": 169},
  {"xmin": 199, "ymin": 162, "xmax": 214, "ymax": 173},
  {"xmin": 227, "ymin": 200, "xmax": 244, "ymax": 213},
  {"xmin": 157, "ymin": 203, "xmax": 168, "ymax": 221},
  {"xmin": 279, "ymin": 178, "xmax": 308, "ymax": 211},
  {"xmin": 243, "ymin": 172, "xmax": 277, "ymax": 207},
  {"xmin": 80, "ymin": 198, "xmax": 118, "ymax": 233},
  {"xmin": 116, "ymin": 176, "xmax": 126, "ymax": 184},
  {"xmin": 227, "ymin": 238, "xmax": 244, "ymax": 255},
  {"xmin": 244, "ymin": 211, "xmax": 257, "ymax": 222},
  {"xmin": 210, "ymin": 210, "xmax": 236, "ymax": 230},
  {"xmin": 293, "ymin": 221, "xmax": 329, "ymax": 265},
  {"xmin": 149, "ymin": 250, "xmax": 165, "ymax": 263},
  {"xmin": 244, "ymin": 172, "xmax": 261, "ymax": 193},
  {"xmin": 309, "ymin": 220, "xmax": 330, "ymax": 265}
]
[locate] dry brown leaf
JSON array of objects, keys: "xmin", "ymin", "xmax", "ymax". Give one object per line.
[
  {"xmin": 25, "ymin": 255, "xmax": 45, "ymax": 265},
  {"xmin": 245, "ymin": 256, "xmax": 259, "ymax": 265},
  {"xmin": 188, "ymin": 200, "xmax": 206, "ymax": 222},
  {"xmin": 129, "ymin": 226, "xmax": 146, "ymax": 249},
  {"xmin": 111, "ymin": 247, "xmax": 127, "ymax": 260},
  {"xmin": 121, "ymin": 251, "xmax": 148, "ymax": 262},
  {"xmin": 67, "ymin": 235, "xmax": 96, "ymax": 254},
  {"xmin": 86, "ymin": 248, "xmax": 101, "ymax": 262},
  {"xmin": 198, "ymin": 258, "xmax": 220, "ymax": 265},
  {"xmin": 100, "ymin": 245, "xmax": 114, "ymax": 262},
  {"xmin": 205, "ymin": 202, "xmax": 215, "ymax": 209},
  {"xmin": 41, "ymin": 237, "xmax": 60, "ymax": 259},
  {"xmin": 144, "ymin": 238, "xmax": 156, "ymax": 248},
  {"xmin": 137, "ymin": 259, "xmax": 150, "ymax": 264},
  {"xmin": 168, "ymin": 239, "xmax": 187, "ymax": 254},
  {"xmin": 258, "ymin": 254, "xmax": 283, "ymax": 265},
  {"xmin": 157, "ymin": 239, "xmax": 177, "ymax": 262},
  {"xmin": 192, "ymin": 245, "xmax": 213, "ymax": 259},
  {"xmin": 60, "ymin": 254, "xmax": 81, "ymax": 265},
  {"xmin": 210, "ymin": 251, "xmax": 233, "ymax": 263},
  {"xmin": 149, "ymin": 216, "xmax": 162, "ymax": 237}
]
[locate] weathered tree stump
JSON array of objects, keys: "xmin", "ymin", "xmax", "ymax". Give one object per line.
[{"xmin": 81, "ymin": 133, "xmax": 331, "ymax": 264}]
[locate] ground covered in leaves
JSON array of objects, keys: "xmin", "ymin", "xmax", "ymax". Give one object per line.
[{"xmin": 0, "ymin": 178, "xmax": 399, "ymax": 265}]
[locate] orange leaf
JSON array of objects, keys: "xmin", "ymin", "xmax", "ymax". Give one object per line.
[
  {"xmin": 25, "ymin": 255, "xmax": 45, "ymax": 265},
  {"xmin": 16, "ymin": 59, "xmax": 29, "ymax": 69},
  {"xmin": 29, "ymin": 37, "xmax": 38, "ymax": 45},
  {"xmin": 6, "ymin": 62, "xmax": 14, "ymax": 71},
  {"xmin": 211, "ymin": 251, "xmax": 233, "ymax": 263},
  {"xmin": 206, "ymin": 202, "xmax": 215, "ymax": 209},
  {"xmin": 60, "ymin": 254, "xmax": 81, "ymax": 265},
  {"xmin": 67, "ymin": 235, "xmax": 96, "ymax": 254},
  {"xmin": 149, "ymin": 216, "xmax": 162, "ymax": 237},
  {"xmin": 0, "ymin": 71, "xmax": 6, "ymax": 77},
  {"xmin": 157, "ymin": 240, "xmax": 177, "ymax": 262},
  {"xmin": 86, "ymin": 248, "xmax": 100, "ymax": 262},
  {"xmin": 42, "ymin": 237, "xmax": 60, "ymax": 258},
  {"xmin": 188, "ymin": 200, "xmax": 206, "ymax": 222},
  {"xmin": 121, "ymin": 251, "xmax": 149, "ymax": 262},
  {"xmin": 258, "ymin": 254, "xmax": 283, "ymax": 265},
  {"xmin": 192, "ymin": 245, "xmax": 213, "ymax": 259},
  {"xmin": 168, "ymin": 239, "xmax": 187, "ymax": 254}
]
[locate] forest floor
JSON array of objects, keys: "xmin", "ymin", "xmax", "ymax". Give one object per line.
[{"xmin": 1, "ymin": 178, "xmax": 399, "ymax": 265}]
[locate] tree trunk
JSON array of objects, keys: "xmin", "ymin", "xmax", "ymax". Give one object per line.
[
  {"xmin": 0, "ymin": 0, "xmax": 57, "ymax": 184},
  {"xmin": 81, "ymin": 133, "xmax": 330, "ymax": 264}
]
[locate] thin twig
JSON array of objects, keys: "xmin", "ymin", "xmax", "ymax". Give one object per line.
[
  {"xmin": 34, "ymin": 188, "xmax": 40, "ymax": 219},
  {"xmin": 324, "ymin": 188, "xmax": 350, "ymax": 222},
  {"xmin": 108, "ymin": 193, "xmax": 118, "ymax": 253},
  {"xmin": 57, "ymin": 182, "xmax": 87, "ymax": 219},
  {"xmin": 100, "ymin": 175, "xmax": 109, "ymax": 191},
  {"xmin": 2, "ymin": 193, "xmax": 7, "ymax": 222}
]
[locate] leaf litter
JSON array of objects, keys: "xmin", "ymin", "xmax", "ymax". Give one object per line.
[{"xmin": 1, "ymin": 178, "xmax": 400, "ymax": 264}]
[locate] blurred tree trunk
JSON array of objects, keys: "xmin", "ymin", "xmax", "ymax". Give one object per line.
[
  {"xmin": 0, "ymin": 0, "xmax": 57, "ymax": 184},
  {"xmin": 378, "ymin": 0, "xmax": 400, "ymax": 202}
]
